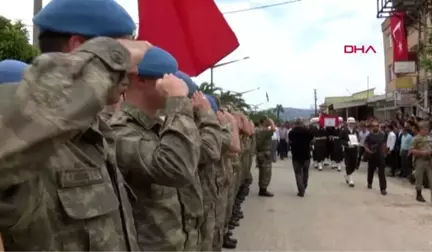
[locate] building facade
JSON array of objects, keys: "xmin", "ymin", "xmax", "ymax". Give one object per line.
[{"xmin": 378, "ymin": 1, "xmax": 432, "ymax": 117}]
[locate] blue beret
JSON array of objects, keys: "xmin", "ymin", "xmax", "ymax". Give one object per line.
[
  {"xmin": 205, "ymin": 94, "xmax": 218, "ymax": 112},
  {"xmin": 174, "ymin": 71, "xmax": 198, "ymax": 97},
  {"xmin": 33, "ymin": 0, "xmax": 136, "ymax": 37},
  {"xmin": 0, "ymin": 60, "xmax": 28, "ymax": 84},
  {"xmin": 138, "ymin": 46, "xmax": 178, "ymax": 78}
]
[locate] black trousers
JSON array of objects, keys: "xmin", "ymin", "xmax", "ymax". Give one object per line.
[
  {"xmin": 387, "ymin": 150, "xmax": 398, "ymax": 175},
  {"xmin": 367, "ymin": 155, "xmax": 387, "ymax": 190},
  {"xmin": 293, "ymin": 159, "xmax": 310, "ymax": 193},
  {"xmin": 344, "ymin": 148, "xmax": 357, "ymax": 175},
  {"xmin": 400, "ymin": 150, "xmax": 413, "ymax": 178},
  {"xmin": 279, "ymin": 139, "xmax": 288, "ymax": 159},
  {"xmin": 357, "ymin": 146, "xmax": 365, "ymax": 168}
]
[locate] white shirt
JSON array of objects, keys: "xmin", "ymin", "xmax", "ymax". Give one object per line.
[
  {"xmin": 279, "ymin": 128, "xmax": 288, "ymax": 139},
  {"xmin": 358, "ymin": 130, "xmax": 369, "ymax": 146},
  {"xmin": 272, "ymin": 128, "xmax": 279, "ymax": 140},
  {"xmin": 386, "ymin": 131, "xmax": 396, "ymax": 151}
]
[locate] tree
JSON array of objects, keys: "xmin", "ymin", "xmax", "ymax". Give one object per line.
[
  {"xmin": 273, "ymin": 104, "xmax": 284, "ymax": 121},
  {"xmin": 199, "ymin": 82, "xmax": 222, "ymax": 94},
  {"xmin": 216, "ymin": 90, "xmax": 251, "ymax": 112},
  {"xmin": 0, "ymin": 16, "xmax": 39, "ymax": 63},
  {"xmin": 247, "ymin": 109, "xmax": 277, "ymax": 123}
]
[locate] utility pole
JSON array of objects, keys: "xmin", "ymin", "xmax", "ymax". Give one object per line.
[
  {"xmin": 313, "ymin": 89, "xmax": 318, "ymax": 116},
  {"xmin": 33, "ymin": 0, "xmax": 43, "ymax": 47}
]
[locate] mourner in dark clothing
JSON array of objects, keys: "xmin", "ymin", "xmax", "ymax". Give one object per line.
[
  {"xmin": 312, "ymin": 122, "xmax": 329, "ymax": 171},
  {"xmin": 340, "ymin": 117, "xmax": 359, "ymax": 187},
  {"xmin": 364, "ymin": 121, "xmax": 388, "ymax": 195},
  {"xmin": 328, "ymin": 126, "xmax": 343, "ymax": 171},
  {"xmin": 289, "ymin": 119, "xmax": 314, "ymax": 197}
]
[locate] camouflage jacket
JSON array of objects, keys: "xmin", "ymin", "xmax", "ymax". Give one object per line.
[
  {"xmin": 255, "ymin": 127, "xmax": 274, "ymax": 152},
  {"xmin": 215, "ymin": 124, "xmax": 233, "ymax": 192},
  {"xmin": 195, "ymin": 109, "xmax": 222, "ymax": 205},
  {"xmin": 0, "ymin": 38, "xmax": 139, "ymax": 251},
  {"xmin": 250, "ymin": 133, "xmax": 256, "ymax": 155},
  {"xmin": 108, "ymin": 101, "xmax": 201, "ymax": 251}
]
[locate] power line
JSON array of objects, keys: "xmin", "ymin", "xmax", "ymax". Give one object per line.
[
  {"xmin": 223, "ymin": 0, "xmax": 301, "ymax": 15},
  {"xmin": 22, "ymin": 0, "xmax": 301, "ymax": 28}
]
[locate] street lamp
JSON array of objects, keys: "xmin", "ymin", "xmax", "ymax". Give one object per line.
[
  {"xmin": 210, "ymin": 56, "xmax": 250, "ymax": 84},
  {"xmin": 251, "ymin": 102, "xmax": 265, "ymax": 111},
  {"xmin": 231, "ymin": 87, "xmax": 260, "ymax": 95},
  {"xmin": 33, "ymin": 0, "xmax": 43, "ymax": 47}
]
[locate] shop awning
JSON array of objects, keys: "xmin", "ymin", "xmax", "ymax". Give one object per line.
[{"xmin": 333, "ymin": 100, "xmax": 367, "ymax": 109}]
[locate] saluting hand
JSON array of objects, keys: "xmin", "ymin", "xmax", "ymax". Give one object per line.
[
  {"xmin": 116, "ymin": 39, "xmax": 152, "ymax": 73},
  {"xmin": 216, "ymin": 111, "xmax": 228, "ymax": 124},
  {"xmin": 192, "ymin": 91, "xmax": 211, "ymax": 110},
  {"xmin": 155, "ymin": 74, "xmax": 188, "ymax": 97}
]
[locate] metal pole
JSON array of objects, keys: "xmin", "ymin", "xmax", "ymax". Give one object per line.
[
  {"xmin": 210, "ymin": 67, "xmax": 214, "ymax": 84},
  {"xmin": 33, "ymin": 0, "xmax": 43, "ymax": 47},
  {"xmin": 313, "ymin": 89, "xmax": 317, "ymax": 116}
]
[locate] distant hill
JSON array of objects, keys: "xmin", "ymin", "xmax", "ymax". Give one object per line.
[{"xmin": 271, "ymin": 107, "xmax": 315, "ymax": 121}]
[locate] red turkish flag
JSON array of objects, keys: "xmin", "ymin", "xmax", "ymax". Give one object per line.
[
  {"xmin": 390, "ymin": 11, "xmax": 409, "ymax": 61},
  {"xmin": 137, "ymin": 0, "xmax": 240, "ymax": 77}
]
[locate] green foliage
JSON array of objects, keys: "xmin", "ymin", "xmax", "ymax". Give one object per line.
[
  {"xmin": 273, "ymin": 104, "xmax": 284, "ymax": 121},
  {"xmin": 199, "ymin": 82, "xmax": 251, "ymax": 113},
  {"xmin": 0, "ymin": 16, "xmax": 40, "ymax": 62},
  {"xmin": 247, "ymin": 109, "xmax": 277, "ymax": 123}
]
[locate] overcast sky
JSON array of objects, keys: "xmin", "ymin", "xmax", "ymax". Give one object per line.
[{"xmin": 0, "ymin": 0, "xmax": 386, "ymax": 110}]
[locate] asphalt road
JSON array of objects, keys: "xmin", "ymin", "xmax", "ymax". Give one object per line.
[{"xmin": 230, "ymin": 158, "xmax": 432, "ymax": 251}]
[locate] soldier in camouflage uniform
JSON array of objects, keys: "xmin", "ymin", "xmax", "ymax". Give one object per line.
[
  {"xmin": 222, "ymin": 108, "xmax": 242, "ymax": 249},
  {"xmin": 0, "ymin": 59, "xmax": 28, "ymax": 252},
  {"xmin": 0, "ymin": 1, "xmax": 147, "ymax": 250},
  {"xmin": 256, "ymin": 117, "xmax": 277, "ymax": 196},
  {"xmin": 175, "ymin": 71, "xmax": 222, "ymax": 251},
  {"xmin": 213, "ymin": 113, "xmax": 234, "ymax": 251},
  {"xmin": 231, "ymin": 119, "xmax": 254, "ymax": 224},
  {"xmin": 410, "ymin": 121, "xmax": 432, "ymax": 202},
  {"xmin": 108, "ymin": 50, "xmax": 202, "ymax": 250},
  {"xmin": 194, "ymin": 93, "xmax": 223, "ymax": 251},
  {"xmin": 226, "ymin": 112, "xmax": 252, "ymax": 242}
]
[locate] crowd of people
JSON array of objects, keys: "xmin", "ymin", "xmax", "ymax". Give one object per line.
[
  {"xmin": 272, "ymin": 113, "xmax": 432, "ymax": 203},
  {"xmin": 0, "ymin": 0, "xmax": 282, "ymax": 251}
]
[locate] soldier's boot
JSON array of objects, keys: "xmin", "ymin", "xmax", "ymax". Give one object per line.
[
  {"xmin": 318, "ymin": 163, "xmax": 323, "ymax": 171},
  {"xmin": 236, "ymin": 189, "xmax": 246, "ymax": 200},
  {"xmin": 416, "ymin": 190, "xmax": 426, "ymax": 202},
  {"xmin": 243, "ymin": 186, "xmax": 250, "ymax": 196},
  {"xmin": 227, "ymin": 235, "xmax": 238, "ymax": 244},
  {"xmin": 235, "ymin": 197, "xmax": 244, "ymax": 204},
  {"xmin": 234, "ymin": 210, "xmax": 244, "ymax": 219},
  {"xmin": 337, "ymin": 163, "xmax": 342, "ymax": 172},
  {"xmin": 222, "ymin": 235, "xmax": 237, "ymax": 249},
  {"xmin": 229, "ymin": 219, "xmax": 240, "ymax": 227},
  {"xmin": 259, "ymin": 188, "xmax": 274, "ymax": 197}
]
